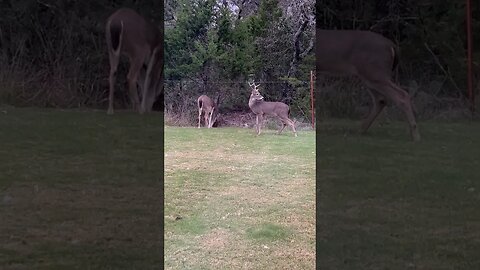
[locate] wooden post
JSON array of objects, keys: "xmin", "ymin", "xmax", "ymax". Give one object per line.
[
  {"xmin": 466, "ymin": 0, "xmax": 475, "ymax": 114},
  {"xmin": 310, "ymin": 70, "xmax": 315, "ymax": 129}
]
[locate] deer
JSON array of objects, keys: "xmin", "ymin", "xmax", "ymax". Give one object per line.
[
  {"xmin": 197, "ymin": 95, "xmax": 217, "ymax": 128},
  {"xmin": 248, "ymin": 81, "xmax": 297, "ymax": 137},
  {"xmin": 105, "ymin": 8, "xmax": 163, "ymax": 115},
  {"xmin": 316, "ymin": 28, "xmax": 421, "ymax": 142}
]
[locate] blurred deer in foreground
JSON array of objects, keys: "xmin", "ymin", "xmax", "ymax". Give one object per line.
[
  {"xmin": 316, "ymin": 28, "xmax": 420, "ymax": 141},
  {"xmin": 197, "ymin": 95, "xmax": 217, "ymax": 128},
  {"xmin": 106, "ymin": 8, "xmax": 163, "ymax": 114},
  {"xmin": 248, "ymin": 81, "xmax": 297, "ymax": 137}
]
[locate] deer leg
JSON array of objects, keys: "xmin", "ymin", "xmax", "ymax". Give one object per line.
[
  {"xmin": 127, "ymin": 69, "xmax": 140, "ymax": 111},
  {"xmin": 142, "ymin": 86, "xmax": 156, "ymax": 113},
  {"xmin": 144, "ymin": 71, "xmax": 163, "ymax": 113},
  {"xmin": 208, "ymin": 107, "xmax": 214, "ymax": 128},
  {"xmin": 278, "ymin": 120, "xmax": 286, "ymax": 134},
  {"xmin": 360, "ymin": 89, "xmax": 386, "ymax": 134},
  {"xmin": 198, "ymin": 109, "xmax": 202, "ymax": 128},
  {"xmin": 389, "ymin": 81, "xmax": 421, "ymax": 141},
  {"xmin": 126, "ymin": 61, "xmax": 142, "ymax": 112},
  {"xmin": 284, "ymin": 117, "xmax": 297, "ymax": 137},
  {"xmin": 138, "ymin": 67, "xmax": 146, "ymax": 101},
  {"xmin": 107, "ymin": 52, "xmax": 120, "ymax": 115},
  {"xmin": 256, "ymin": 114, "xmax": 263, "ymax": 135},
  {"xmin": 204, "ymin": 112, "xmax": 209, "ymax": 128},
  {"xmin": 140, "ymin": 76, "xmax": 156, "ymax": 114},
  {"xmin": 369, "ymin": 80, "xmax": 420, "ymax": 141},
  {"xmin": 141, "ymin": 46, "xmax": 160, "ymax": 114}
]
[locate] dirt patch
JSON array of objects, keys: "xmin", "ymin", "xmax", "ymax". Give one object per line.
[
  {"xmin": 219, "ymin": 176, "xmax": 313, "ymax": 203},
  {"xmin": 271, "ymin": 245, "xmax": 316, "ymax": 266},
  {"xmin": 165, "ymin": 148, "xmax": 294, "ymax": 176},
  {"xmin": 217, "ymin": 112, "xmax": 255, "ymax": 128},
  {"xmin": 200, "ymin": 228, "xmax": 232, "ymax": 250}
]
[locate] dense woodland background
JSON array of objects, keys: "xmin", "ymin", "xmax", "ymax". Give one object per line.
[
  {"xmin": 0, "ymin": 0, "xmax": 479, "ymax": 124},
  {"xmin": 0, "ymin": 0, "xmax": 163, "ymax": 110},
  {"xmin": 164, "ymin": 0, "xmax": 315, "ymax": 126},
  {"xmin": 316, "ymin": 0, "xmax": 480, "ymax": 119}
]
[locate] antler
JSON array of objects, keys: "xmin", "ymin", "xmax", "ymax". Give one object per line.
[{"xmin": 248, "ymin": 80, "xmax": 261, "ymax": 91}]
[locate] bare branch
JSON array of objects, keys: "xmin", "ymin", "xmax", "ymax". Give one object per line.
[{"xmin": 423, "ymin": 42, "xmax": 461, "ymax": 94}]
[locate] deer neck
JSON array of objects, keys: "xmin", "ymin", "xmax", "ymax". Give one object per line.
[{"xmin": 249, "ymin": 96, "xmax": 265, "ymax": 112}]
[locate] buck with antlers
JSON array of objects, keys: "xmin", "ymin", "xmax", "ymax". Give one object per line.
[
  {"xmin": 248, "ymin": 82, "xmax": 297, "ymax": 137},
  {"xmin": 106, "ymin": 8, "xmax": 163, "ymax": 114},
  {"xmin": 197, "ymin": 95, "xmax": 217, "ymax": 128},
  {"xmin": 316, "ymin": 28, "xmax": 421, "ymax": 141}
]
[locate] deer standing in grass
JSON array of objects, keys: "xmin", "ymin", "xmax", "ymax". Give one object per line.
[
  {"xmin": 106, "ymin": 8, "xmax": 163, "ymax": 114},
  {"xmin": 248, "ymin": 82, "xmax": 297, "ymax": 137},
  {"xmin": 197, "ymin": 95, "xmax": 216, "ymax": 128},
  {"xmin": 316, "ymin": 28, "xmax": 420, "ymax": 141}
]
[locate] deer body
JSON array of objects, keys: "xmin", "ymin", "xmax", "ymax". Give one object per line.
[
  {"xmin": 316, "ymin": 29, "xmax": 420, "ymax": 141},
  {"xmin": 106, "ymin": 8, "xmax": 163, "ymax": 114},
  {"xmin": 197, "ymin": 95, "xmax": 216, "ymax": 128},
  {"xmin": 248, "ymin": 83, "xmax": 297, "ymax": 137}
]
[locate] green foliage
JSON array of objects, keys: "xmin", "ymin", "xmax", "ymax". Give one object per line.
[
  {"xmin": 217, "ymin": 19, "xmax": 257, "ymax": 78},
  {"xmin": 247, "ymin": 0, "xmax": 283, "ymax": 37},
  {"xmin": 165, "ymin": 0, "xmax": 263, "ymax": 81},
  {"xmin": 165, "ymin": 0, "xmax": 314, "ymax": 121},
  {"xmin": 165, "ymin": 0, "xmax": 215, "ymax": 79}
]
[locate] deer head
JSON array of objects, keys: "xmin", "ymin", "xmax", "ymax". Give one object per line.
[{"xmin": 248, "ymin": 81, "xmax": 264, "ymax": 103}]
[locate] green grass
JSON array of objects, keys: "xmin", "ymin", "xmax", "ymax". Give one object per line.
[
  {"xmin": 0, "ymin": 107, "xmax": 162, "ymax": 269},
  {"xmin": 165, "ymin": 127, "xmax": 315, "ymax": 269},
  {"xmin": 8, "ymin": 107, "xmax": 476, "ymax": 268},
  {"xmin": 247, "ymin": 223, "xmax": 290, "ymax": 241},
  {"xmin": 317, "ymin": 119, "xmax": 480, "ymax": 269}
]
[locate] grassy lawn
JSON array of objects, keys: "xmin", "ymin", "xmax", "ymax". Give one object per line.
[
  {"xmin": 6, "ymin": 106, "xmax": 477, "ymax": 269},
  {"xmin": 164, "ymin": 127, "xmax": 315, "ymax": 269},
  {"xmin": 0, "ymin": 107, "xmax": 162, "ymax": 269},
  {"xmin": 317, "ymin": 119, "xmax": 480, "ymax": 269}
]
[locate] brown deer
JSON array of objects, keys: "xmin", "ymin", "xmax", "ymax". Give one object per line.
[
  {"xmin": 248, "ymin": 82, "xmax": 297, "ymax": 137},
  {"xmin": 316, "ymin": 28, "xmax": 421, "ymax": 141},
  {"xmin": 197, "ymin": 95, "xmax": 216, "ymax": 128},
  {"xmin": 106, "ymin": 8, "xmax": 163, "ymax": 115}
]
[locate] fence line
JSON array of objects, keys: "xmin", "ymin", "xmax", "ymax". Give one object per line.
[{"xmin": 164, "ymin": 80, "xmax": 312, "ymax": 84}]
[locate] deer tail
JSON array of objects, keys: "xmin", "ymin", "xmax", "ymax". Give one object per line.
[
  {"xmin": 198, "ymin": 99, "xmax": 203, "ymax": 110},
  {"xmin": 109, "ymin": 20, "xmax": 124, "ymax": 56}
]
